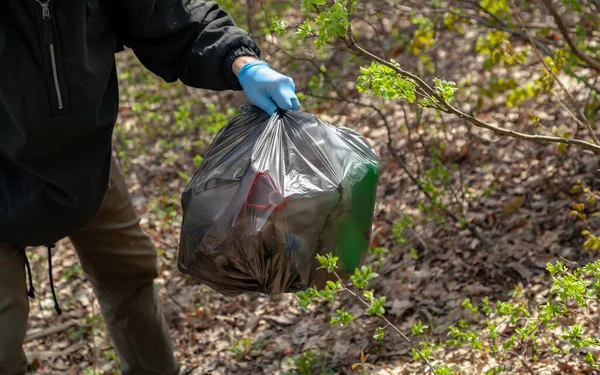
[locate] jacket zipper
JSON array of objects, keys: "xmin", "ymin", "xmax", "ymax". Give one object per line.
[{"xmin": 35, "ymin": 0, "xmax": 64, "ymax": 110}]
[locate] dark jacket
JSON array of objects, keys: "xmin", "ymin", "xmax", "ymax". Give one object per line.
[{"xmin": 0, "ymin": 0, "xmax": 260, "ymax": 247}]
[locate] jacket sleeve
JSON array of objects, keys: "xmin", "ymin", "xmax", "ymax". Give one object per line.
[{"xmin": 113, "ymin": 0, "xmax": 261, "ymax": 91}]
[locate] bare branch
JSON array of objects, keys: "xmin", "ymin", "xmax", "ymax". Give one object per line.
[
  {"xmin": 438, "ymin": 2, "xmax": 600, "ymax": 94},
  {"xmin": 463, "ymin": 0, "xmax": 507, "ymax": 26},
  {"xmin": 540, "ymin": 0, "xmax": 600, "ymax": 72},
  {"xmin": 439, "ymin": 7, "xmax": 554, "ymax": 56},
  {"xmin": 511, "ymin": 0, "xmax": 599, "ymax": 145}
]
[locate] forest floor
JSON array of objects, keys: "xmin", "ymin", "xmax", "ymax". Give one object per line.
[{"xmin": 21, "ymin": 4, "xmax": 600, "ymax": 374}]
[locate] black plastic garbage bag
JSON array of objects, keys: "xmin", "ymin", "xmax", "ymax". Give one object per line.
[{"xmin": 177, "ymin": 106, "xmax": 380, "ymax": 296}]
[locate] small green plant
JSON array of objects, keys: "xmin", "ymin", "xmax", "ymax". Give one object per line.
[
  {"xmin": 229, "ymin": 337, "xmax": 271, "ymax": 362},
  {"xmin": 296, "ymin": 253, "xmax": 455, "ymax": 374},
  {"xmin": 570, "ymin": 180, "xmax": 600, "ymax": 251},
  {"xmin": 103, "ymin": 349, "xmax": 120, "ymax": 373},
  {"xmin": 406, "ymin": 260, "xmax": 600, "ymax": 372},
  {"xmin": 229, "ymin": 337, "xmax": 253, "ymax": 361},
  {"xmin": 149, "ymin": 192, "xmax": 180, "ymax": 224},
  {"xmin": 64, "ymin": 264, "xmax": 83, "ymax": 284},
  {"xmin": 369, "ymin": 247, "xmax": 390, "ymax": 268},
  {"xmin": 283, "ymin": 349, "xmax": 335, "ymax": 375}
]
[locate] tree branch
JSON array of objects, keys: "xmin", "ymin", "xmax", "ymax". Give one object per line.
[
  {"xmin": 342, "ymin": 27, "xmax": 600, "ymax": 154},
  {"xmin": 540, "ymin": 0, "xmax": 600, "ymax": 72},
  {"xmin": 25, "ymin": 321, "xmax": 78, "ymax": 342},
  {"xmin": 440, "ymin": 2, "xmax": 600, "ymax": 94},
  {"xmin": 511, "ymin": 0, "xmax": 600, "ymax": 145},
  {"xmin": 440, "ymin": 7, "xmax": 554, "ymax": 56}
]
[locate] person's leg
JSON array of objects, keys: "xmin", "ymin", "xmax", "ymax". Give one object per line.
[
  {"xmin": 0, "ymin": 244, "xmax": 30, "ymax": 375},
  {"xmin": 69, "ymin": 157, "xmax": 178, "ymax": 375}
]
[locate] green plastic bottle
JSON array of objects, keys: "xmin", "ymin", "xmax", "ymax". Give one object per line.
[{"xmin": 335, "ymin": 161, "xmax": 380, "ymax": 273}]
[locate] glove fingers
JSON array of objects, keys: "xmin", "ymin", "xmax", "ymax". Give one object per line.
[
  {"xmin": 290, "ymin": 96, "xmax": 300, "ymax": 111},
  {"xmin": 248, "ymin": 92, "xmax": 278, "ymax": 115},
  {"xmin": 273, "ymin": 87, "xmax": 299, "ymax": 111},
  {"xmin": 261, "ymin": 99, "xmax": 279, "ymax": 116}
]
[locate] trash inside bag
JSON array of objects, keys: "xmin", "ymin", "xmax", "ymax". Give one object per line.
[{"xmin": 177, "ymin": 106, "xmax": 380, "ymax": 296}]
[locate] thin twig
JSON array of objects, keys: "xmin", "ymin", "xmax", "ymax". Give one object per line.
[
  {"xmin": 25, "ymin": 341, "xmax": 87, "ymax": 361},
  {"xmin": 559, "ymin": 256, "xmax": 580, "ymax": 268},
  {"xmin": 450, "ymin": 1, "xmax": 600, "ymax": 94},
  {"xmin": 556, "ymin": 97, "xmax": 589, "ymax": 133},
  {"xmin": 246, "ymin": 0, "xmax": 257, "ymax": 37},
  {"xmin": 333, "ymin": 271, "xmax": 437, "ymax": 373},
  {"xmin": 464, "ymin": 0, "xmax": 507, "ymax": 26},
  {"xmin": 25, "ymin": 320, "xmax": 79, "ymax": 342},
  {"xmin": 540, "ymin": 0, "xmax": 600, "ymax": 72},
  {"xmin": 440, "ymin": 7, "xmax": 554, "ymax": 56},
  {"xmin": 511, "ymin": 0, "xmax": 600, "ymax": 145},
  {"xmin": 92, "ymin": 299, "xmax": 97, "ymax": 375},
  {"xmin": 400, "ymin": 102, "xmax": 424, "ymax": 176},
  {"xmin": 509, "ymin": 351, "xmax": 536, "ymax": 375},
  {"xmin": 578, "ymin": 311, "xmax": 600, "ymax": 330}
]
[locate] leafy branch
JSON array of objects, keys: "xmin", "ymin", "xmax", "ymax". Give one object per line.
[
  {"xmin": 288, "ymin": 0, "xmax": 600, "ymax": 154},
  {"xmin": 342, "ymin": 27, "xmax": 600, "ymax": 154}
]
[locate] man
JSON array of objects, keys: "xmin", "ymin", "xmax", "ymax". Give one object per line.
[{"xmin": 0, "ymin": 0, "xmax": 300, "ymax": 374}]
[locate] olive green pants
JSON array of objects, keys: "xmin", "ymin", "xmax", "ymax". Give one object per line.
[{"xmin": 0, "ymin": 158, "xmax": 179, "ymax": 375}]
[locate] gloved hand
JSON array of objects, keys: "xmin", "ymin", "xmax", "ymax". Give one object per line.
[{"xmin": 237, "ymin": 61, "xmax": 301, "ymax": 115}]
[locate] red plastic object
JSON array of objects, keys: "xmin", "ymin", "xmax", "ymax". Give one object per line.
[{"xmin": 245, "ymin": 171, "xmax": 290, "ymax": 211}]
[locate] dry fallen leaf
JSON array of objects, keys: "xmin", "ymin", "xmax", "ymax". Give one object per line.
[
  {"xmin": 503, "ymin": 196, "xmax": 526, "ymax": 215},
  {"xmin": 389, "ymin": 299, "xmax": 412, "ymax": 317}
]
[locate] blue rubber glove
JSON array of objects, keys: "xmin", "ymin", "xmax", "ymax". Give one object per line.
[{"xmin": 237, "ymin": 61, "xmax": 301, "ymax": 115}]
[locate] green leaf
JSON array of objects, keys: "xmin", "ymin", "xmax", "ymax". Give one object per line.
[
  {"xmin": 330, "ymin": 308, "xmax": 354, "ymax": 327},
  {"xmin": 546, "ymin": 261, "xmax": 566, "ymax": 277},
  {"xmin": 296, "ymin": 288, "xmax": 316, "ymax": 309},
  {"xmin": 316, "ymin": 253, "xmax": 339, "ymax": 273},
  {"xmin": 410, "ymin": 248, "xmax": 419, "ymax": 259},
  {"xmin": 412, "ymin": 320, "xmax": 428, "ymax": 336},
  {"xmin": 461, "ymin": 298, "xmax": 479, "ymax": 314},
  {"xmin": 270, "ymin": 17, "xmax": 288, "ymax": 36},
  {"xmin": 177, "ymin": 171, "xmax": 191, "ymax": 183},
  {"xmin": 584, "ymin": 351, "xmax": 596, "ymax": 366},
  {"xmin": 351, "ymin": 265, "xmax": 379, "ymax": 289},
  {"xmin": 325, "ymin": 280, "xmax": 341, "ymax": 292},
  {"xmin": 357, "ymin": 61, "xmax": 417, "ymax": 102},
  {"xmin": 561, "ymin": 0, "xmax": 584, "ymax": 12},
  {"xmin": 374, "ymin": 327, "xmax": 385, "ymax": 340},
  {"xmin": 296, "ymin": 20, "xmax": 315, "ymax": 40},
  {"xmin": 433, "ymin": 78, "xmax": 458, "ymax": 103},
  {"xmin": 366, "ymin": 295, "xmax": 387, "ymax": 315},
  {"xmin": 302, "ymin": 0, "xmax": 327, "ymax": 10}
]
